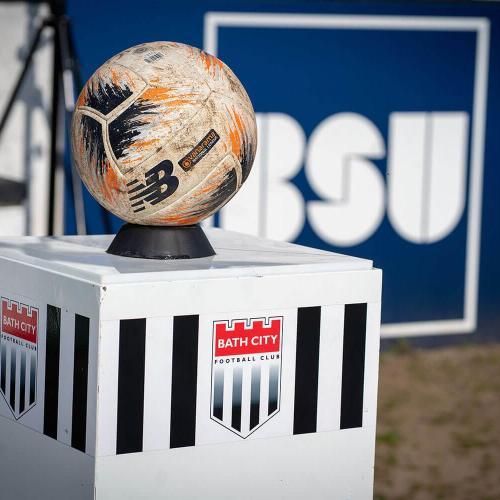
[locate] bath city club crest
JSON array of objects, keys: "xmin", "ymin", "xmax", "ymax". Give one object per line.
[
  {"xmin": 0, "ymin": 297, "xmax": 38, "ymax": 419},
  {"xmin": 211, "ymin": 316, "xmax": 283, "ymax": 438}
]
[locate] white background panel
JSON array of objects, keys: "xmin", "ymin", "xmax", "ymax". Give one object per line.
[
  {"xmin": 86, "ymin": 316, "xmax": 99, "ymax": 455},
  {"xmin": 0, "ymin": 231, "xmax": 381, "ymax": 497},
  {"xmin": 95, "ymin": 429, "xmax": 374, "ymax": 499},
  {"xmin": 0, "ymin": 416, "xmax": 94, "ymax": 500},
  {"xmin": 102, "ymin": 270, "xmax": 381, "ymax": 321},
  {"xmin": 363, "ymin": 302, "xmax": 382, "ymax": 429},
  {"xmin": 57, "ymin": 309, "xmax": 75, "ymax": 445},
  {"xmin": 316, "ymin": 304, "xmax": 345, "ymax": 432},
  {"xmin": 142, "ymin": 316, "xmax": 173, "ymax": 452},
  {"xmin": 96, "ymin": 320, "xmax": 119, "ymax": 456}
]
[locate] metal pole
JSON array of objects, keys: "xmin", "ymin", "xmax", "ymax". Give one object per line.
[
  {"xmin": 47, "ymin": 15, "xmax": 66, "ymax": 236},
  {"xmin": 58, "ymin": 16, "xmax": 86, "ymax": 235}
]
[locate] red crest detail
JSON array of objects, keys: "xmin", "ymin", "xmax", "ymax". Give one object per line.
[
  {"xmin": 214, "ymin": 318, "xmax": 281, "ymax": 357},
  {"xmin": 1, "ymin": 298, "xmax": 38, "ymax": 344}
]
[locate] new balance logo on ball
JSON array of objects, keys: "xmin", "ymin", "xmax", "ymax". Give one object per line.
[{"xmin": 127, "ymin": 160, "xmax": 179, "ymax": 213}]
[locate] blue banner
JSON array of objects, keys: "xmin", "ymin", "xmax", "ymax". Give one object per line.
[{"xmin": 67, "ymin": 1, "xmax": 500, "ymax": 341}]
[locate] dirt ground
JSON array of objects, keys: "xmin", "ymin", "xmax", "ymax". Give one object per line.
[{"xmin": 375, "ymin": 343, "xmax": 500, "ymax": 500}]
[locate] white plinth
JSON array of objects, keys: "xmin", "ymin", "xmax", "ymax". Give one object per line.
[{"xmin": 0, "ymin": 229, "xmax": 382, "ymax": 499}]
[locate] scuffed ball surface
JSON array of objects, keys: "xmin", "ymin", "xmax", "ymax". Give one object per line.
[{"xmin": 71, "ymin": 42, "xmax": 257, "ymax": 225}]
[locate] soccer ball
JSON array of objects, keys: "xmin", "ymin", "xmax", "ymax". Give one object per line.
[{"xmin": 71, "ymin": 41, "xmax": 257, "ymax": 225}]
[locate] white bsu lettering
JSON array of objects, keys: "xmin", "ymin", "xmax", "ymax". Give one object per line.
[{"xmin": 218, "ymin": 111, "xmax": 469, "ymax": 247}]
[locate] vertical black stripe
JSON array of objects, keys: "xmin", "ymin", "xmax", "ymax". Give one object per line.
[
  {"xmin": 43, "ymin": 305, "xmax": 60, "ymax": 438},
  {"xmin": 293, "ymin": 306, "xmax": 321, "ymax": 435},
  {"xmin": 1, "ymin": 344, "xmax": 6, "ymax": 393},
  {"xmin": 29, "ymin": 353, "xmax": 36, "ymax": 405},
  {"xmin": 116, "ymin": 318, "xmax": 146, "ymax": 454},
  {"xmin": 212, "ymin": 368, "xmax": 224, "ymax": 421},
  {"xmin": 19, "ymin": 351, "xmax": 26, "ymax": 414},
  {"xmin": 340, "ymin": 303, "xmax": 367, "ymax": 429},
  {"xmin": 268, "ymin": 364, "xmax": 279, "ymax": 415},
  {"xmin": 9, "ymin": 346, "xmax": 16, "ymax": 412},
  {"xmin": 231, "ymin": 367, "xmax": 242, "ymax": 432},
  {"xmin": 250, "ymin": 365, "xmax": 260, "ymax": 430},
  {"xmin": 71, "ymin": 315, "xmax": 90, "ymax": 452},
  {"xmin": 170, "ymin": 315, "xmax": 198, "ymax": 449}
]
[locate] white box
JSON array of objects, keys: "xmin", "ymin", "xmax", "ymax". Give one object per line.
[{"xmin": 0, "ymin": 229, "xmax": 381, "ymax": 499}]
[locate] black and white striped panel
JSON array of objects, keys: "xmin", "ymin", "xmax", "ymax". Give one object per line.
[
  {"xmin": 293, "ymin": 303, "xmax": 368, "ymax": 434},
  {"xmin": 96, "ymin": 303, "xmax": 373, "ymax": 456},
  {"xmin": 42, "ymin": 305, "xmax": 95, "ymax": 454},
  {"xmin": 97, "ymin": 315, "xmax": 200, "ymax": 456}
]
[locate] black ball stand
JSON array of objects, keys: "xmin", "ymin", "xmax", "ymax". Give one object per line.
[{"xmin": 106, "ymin": 224, "xmax": 216, "ymax": 260}]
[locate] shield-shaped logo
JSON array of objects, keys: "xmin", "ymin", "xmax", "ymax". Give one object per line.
[
  {"xmin": 211, "ymin": 316, "xmax": 283, "ymax": 438},
  {"xmin": 0, "ymin": 297, "xmax": 38, "ymax": 419}
]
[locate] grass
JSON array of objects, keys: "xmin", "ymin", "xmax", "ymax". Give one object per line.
[{"xmin": 375, "ymin": 343, "xmax": 500, "ymax": 500}]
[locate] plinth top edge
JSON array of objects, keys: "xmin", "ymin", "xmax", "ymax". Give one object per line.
[{"xmin": 0, "ymin": 228, "xmax": 373, "ymax": 285}]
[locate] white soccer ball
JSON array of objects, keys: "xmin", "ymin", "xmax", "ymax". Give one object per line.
[{"xmin": 71, "ymin": 41, "xmax": 257, "ymax": 225}]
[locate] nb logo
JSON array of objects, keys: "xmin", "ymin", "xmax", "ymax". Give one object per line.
[{"xmin": 127, "ymin": 160, "xmax": 179, "ymax": 213}]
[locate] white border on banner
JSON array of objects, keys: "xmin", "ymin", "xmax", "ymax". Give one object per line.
[{"xmin": 203, "ymin": 13, "xmax": 490, "ymax": 338}]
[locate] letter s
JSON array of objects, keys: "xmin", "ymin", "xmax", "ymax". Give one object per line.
[{"xmin": 305, "ymin": 113, "xmax": 386, "ymax": 246}]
